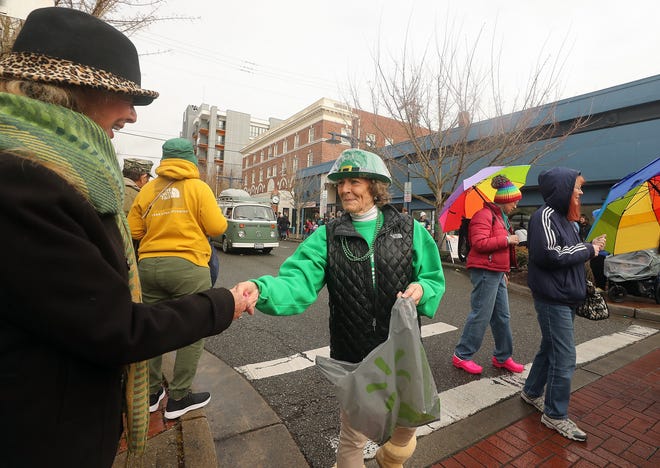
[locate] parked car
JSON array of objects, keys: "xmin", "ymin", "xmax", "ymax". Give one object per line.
[{"xmin": 211, "ymin": 189, "xmax": 279, "ymax": 254}]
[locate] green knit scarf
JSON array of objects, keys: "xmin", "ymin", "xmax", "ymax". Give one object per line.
[{"xmin": 0, "ymin": 92, "xmax": 149, "ymax": 462}]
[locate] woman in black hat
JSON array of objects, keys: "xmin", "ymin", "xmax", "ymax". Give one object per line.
[{"xmin": 0, "ymin": 7, "xmax": 253, "ymax": 467}]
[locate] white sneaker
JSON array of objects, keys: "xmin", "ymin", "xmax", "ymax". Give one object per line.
[
  {"xmin": 521, "ymin": 391, "xmax": 544, "ymax": 413},
  {"xmin": 541, "ymin": 414, "xmax": 587, "ymax": 441}
]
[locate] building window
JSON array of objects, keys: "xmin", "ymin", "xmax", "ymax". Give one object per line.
[
  {"xmin": 308, "ymin": 126, "xmax": 315, "ymax": 143},
  {"xmin": 260, "ymin": 150, "xmax": 264, "ymax": 163},
  {"xmin": 307, "ymin": 151, "xmax": 313, "ymax": 167},
  {"xmin": 244, "ymin": 175, "xmax": 248, "ymax": 186},
  {"xmin": 249, "ymin": 125, "xmax": 267, "ymax": 139},
  {"xmin": 283, "ymin": 139, "xmax": 288, "ymax": 153},
  {"xmin": 281, "ymin": 160, "xmax": 286, "ymax": 175},
  {"xmin": 366, "ymin": 133, "xmax": 376, "ymax": 148},
  {"xmin": 259, "ymin": 169, "xmax": 263, "ymax": 182},
  {"xmin": 384, "ymin": 137, "xmax": 394, "ymax": 146},
  {"xmin": 292, "ymin": 157, "xmax": 298, "ymax": 173},
  {"xmin": 294, "ymin": 134, "xmax": 299, "ymax": 149},
  {"xmin": 217, "ymin": 118, "xmax": 225, "ymax": 129},
  {"xmin": 268, "ymin": 146, "xmax": 272, "ymax": 158},
  {"xmin": 273, "ymin": 144, "xmax": 277, "ymax": 157},
  {"xmin": 272, "ymin": 165, "xmax": 277, "ymax": 177},
  {"xmin": 251, "ymin": 172, "xmax": 255, "ymax": 184},
  {"xmin": 267, "ymin": 166, "xmax": 271, "ymax": 178}
]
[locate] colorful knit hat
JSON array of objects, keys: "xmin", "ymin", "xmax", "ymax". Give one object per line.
[{"xmin": 492, "ymin": 175, "xmax": 522, "ymax": 204}]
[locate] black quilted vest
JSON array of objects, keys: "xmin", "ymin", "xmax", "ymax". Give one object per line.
[{"xmin": 326, "ymin": 204, "xmax": 413, "ymax": 363}]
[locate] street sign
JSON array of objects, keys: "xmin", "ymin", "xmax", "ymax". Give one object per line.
[
  {"xmin": 319, "ymin": 190, "xmax": 328, "ymax": 216},
  {"xmin": 404, "ymin": 181, "xmax": 412, "ymax": 203}
]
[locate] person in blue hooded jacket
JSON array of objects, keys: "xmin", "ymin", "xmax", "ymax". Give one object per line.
[{"xmin": 521, "ymin": 167, "xmax": 606, "ymax": 442}]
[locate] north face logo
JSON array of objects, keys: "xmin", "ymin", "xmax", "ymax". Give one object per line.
[{"xmin": 161, "ymin": 187, "xmax": 180, "ymax": 200}]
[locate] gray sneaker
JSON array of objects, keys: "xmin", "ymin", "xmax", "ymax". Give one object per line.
[
  {"xmin": 521, "ymin": 391, "xmax": 544, "ymax": 413},
  {"xmin": 541, "ymin": 414, "xmax": 587, "ymax": 441}
]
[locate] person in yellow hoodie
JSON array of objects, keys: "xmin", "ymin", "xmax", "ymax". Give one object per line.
[{"xmin": 128, "ymin": 138, "xmax": 227, "ymax": 419}]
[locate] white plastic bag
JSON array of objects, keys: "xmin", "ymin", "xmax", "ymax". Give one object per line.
[{"xmin": 316, "ymin": 297, "xmax": 441, "ymax": 443}]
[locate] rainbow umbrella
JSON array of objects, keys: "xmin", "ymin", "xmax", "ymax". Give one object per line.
[
  {"xmin": 438, "ymin": 165, "xmax": 530, "ymax": 232},
  {"xmin": 587, "ymin": 157, "xmax": 660, "ymax": 255}
]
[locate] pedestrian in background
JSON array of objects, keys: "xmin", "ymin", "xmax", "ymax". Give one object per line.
[
  {"xmin": 452, "ymin": 175, "xmax": 525, "ymax": 375},
  {"xmin": 234, "ymin": 149, "xmax": 445, "ymax": 467},
  {"xmin": 128, "ymin": 138, "xmax": 228, "ymax": 420},
  {"xmin": 419, "ymin": 211, "xmax": 431, "ymax": 232},
  {"xmin": 0, "ymin": 8, "xmax": 251, "ymax": 467},
  {"xmin": 578, "ymin": 213, "xmax": 592, "ymax": 241},
  {"xmin": 277, "ymin": 212, "xmax": 290, "ymax": 240},
  {"xmin": 122, "ymin": 157, "xmax": 153, "ymax": 216},
  {"xmin": 522, "ymin": 167, "xmax": 606, "ymax": 442}
]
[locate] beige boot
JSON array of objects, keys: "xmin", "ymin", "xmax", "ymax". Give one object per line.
[{"xmin": 375, "ymin": 437, "xmax": 417, "ymax": 468}]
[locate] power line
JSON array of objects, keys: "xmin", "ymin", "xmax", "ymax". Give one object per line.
[
  {"xmin": 135, "ymin": 30, "xmax": 341, "ymax": 91},
  {"xmin": 116, "ymin": 130, "xmax": 173, "ymax": 141}
]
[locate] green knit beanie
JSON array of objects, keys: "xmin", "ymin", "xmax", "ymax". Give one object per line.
[{"xmin": 161, "ymin": 138, "xmax": 197, "ymax": 164}]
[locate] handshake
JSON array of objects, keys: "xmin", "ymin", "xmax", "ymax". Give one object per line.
[{"xmin": 228, "ymin": 281, "xmax": 261, "ymax": 320}]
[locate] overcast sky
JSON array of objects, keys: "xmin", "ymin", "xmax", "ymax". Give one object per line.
[{"xmin": 112, "ymin": 0, "xmax": 660, "ymax": 165}]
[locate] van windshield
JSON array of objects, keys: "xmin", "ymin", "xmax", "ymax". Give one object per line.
[{"xmin": 233, "ymin": 205, "xmax": 275, "ymax": 221}]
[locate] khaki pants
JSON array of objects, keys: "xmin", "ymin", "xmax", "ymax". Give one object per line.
[
  {"xmin": 336, "ymin": 410, "xmax": 417, "ymax": 468},
  {"xmin": 139, "ymin": 256, "xmax": 211, "ymax": 399}
]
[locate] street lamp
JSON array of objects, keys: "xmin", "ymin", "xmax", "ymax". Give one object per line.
[{"xmin": 326, "ymin": 131, "xmax": 357, "ymax": 148}]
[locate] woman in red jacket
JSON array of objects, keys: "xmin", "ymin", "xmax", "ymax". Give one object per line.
[{"xmin": 452, "ymin": 175, "xmax": 525, "ymax": 374}]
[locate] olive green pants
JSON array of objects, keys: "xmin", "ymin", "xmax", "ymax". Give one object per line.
[{"xmin": 138, "ymin": 256, "xmax": 211, "ymax": 400}]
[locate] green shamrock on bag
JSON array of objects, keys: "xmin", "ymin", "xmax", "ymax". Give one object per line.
[{"xmin": 365, "ymin": 346, "xmax": 441, "ymax": 429}]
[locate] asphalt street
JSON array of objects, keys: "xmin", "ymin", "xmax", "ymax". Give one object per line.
[{"xmin": 205, "ymin": 240, "xmax": 642, "ymax": 467}]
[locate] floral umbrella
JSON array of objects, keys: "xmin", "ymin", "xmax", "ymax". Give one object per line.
[
  {"xmin": 587, "ymin": 156, "xmax": 660, "ymax": 255},
  {"xmin": 438, "ymin": 165, "xmax": 531, "ymax": 233}
]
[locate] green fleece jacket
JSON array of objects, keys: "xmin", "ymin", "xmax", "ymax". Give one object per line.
[{"xmin": 252, "ymin": 216, "xmax": 445, "ymax": 317}]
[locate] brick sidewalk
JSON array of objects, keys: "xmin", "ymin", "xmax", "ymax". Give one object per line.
[{"xmin": 433, "ymin": 349, "xmax": 660, "ymax": 467}]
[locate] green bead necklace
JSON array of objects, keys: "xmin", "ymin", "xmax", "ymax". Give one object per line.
[{"xmin": 341, "ymin": 212, "xmax": 383, "ymax": 262}]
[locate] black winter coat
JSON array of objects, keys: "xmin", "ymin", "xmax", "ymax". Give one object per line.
[{"xmin": 0, "ymin": 153, "xmax": 235, "ymax": 467}]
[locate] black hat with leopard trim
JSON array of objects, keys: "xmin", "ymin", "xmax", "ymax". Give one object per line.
[{"xmin": 0, "ymin": 7, "xmax": 158, "ymax": 106}]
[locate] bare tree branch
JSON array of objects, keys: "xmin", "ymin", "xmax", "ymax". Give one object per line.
[
  {"xmin": 1, "ymin": 0, "xmax": 195, "ymax": 55},
  {"xmin": 350, "ymin": 19, "xmax": 589, "ymax": 240}
]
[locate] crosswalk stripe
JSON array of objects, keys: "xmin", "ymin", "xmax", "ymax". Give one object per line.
[{"xmin": 235, "ymin": 321, "xmax": 458, "ymax": 380}]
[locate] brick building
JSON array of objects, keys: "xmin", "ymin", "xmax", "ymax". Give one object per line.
[{"xmin": 240, "ymin": 97, "xmax": 412, "ymax": 220}]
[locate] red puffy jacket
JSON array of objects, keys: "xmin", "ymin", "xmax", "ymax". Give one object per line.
[{"xmin": 466, "ymin": 203, "xmax": 516, "ymax": 272}]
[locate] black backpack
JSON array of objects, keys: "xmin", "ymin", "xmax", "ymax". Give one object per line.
[{"xmin": 457, "ymin": 214, "xmax": 496, "ymax": 262}]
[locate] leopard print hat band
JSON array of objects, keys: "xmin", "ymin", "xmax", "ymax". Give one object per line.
[
  {"xmin": 0, "ymin": 7, "xmax": 158, "ymax": 106},
  {"xmin": 0, "ymin": 52, "xmax": 159, "ymax": 105}
]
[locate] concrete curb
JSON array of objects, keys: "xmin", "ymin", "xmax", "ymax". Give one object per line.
[{"xmin": 181, "ymin": 411, "xmax": 218, "ymax": 467}]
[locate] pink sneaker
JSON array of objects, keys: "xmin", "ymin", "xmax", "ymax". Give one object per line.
[
  {"xmin": 492, "ymin": 356, "xmax": 524, "ymax": 373},
  {"xmin": 452, "ymin": 354, "xmax": 483, "ymax": 374}
]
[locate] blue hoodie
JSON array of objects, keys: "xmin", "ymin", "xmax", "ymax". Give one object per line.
[{"xmin": 527, "ymin": 167, "xmax": 595, "ymax": 305}]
